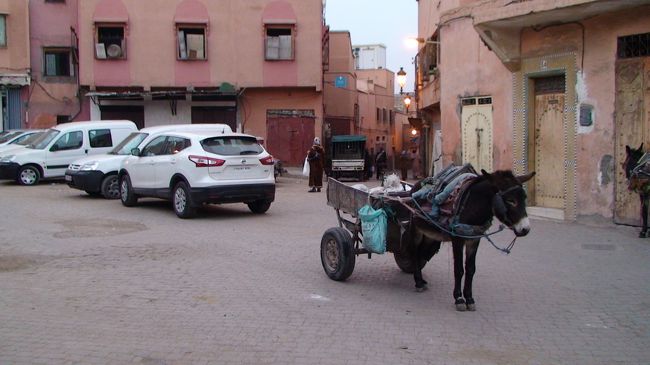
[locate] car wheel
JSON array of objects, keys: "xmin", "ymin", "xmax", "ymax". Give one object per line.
[
  {"xmin": 100, "ymin": 175, "xmax": 120, "ymax": 199},
  {"xmin": 120, "ymin": 175, "xmax": 138, "ymax": 207},
  {"xmin": 17, "ymin": 165, "xmax": 40, "ymax": 186},
  {"xmin": 173, "ymin": 181, "xmax": 196, "ymax": 219},
  {"xmin": 247, "ymin": 199, "xmax": 271, "ymax": 214}
]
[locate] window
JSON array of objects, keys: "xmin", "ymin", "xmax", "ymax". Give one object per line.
[
  {"xmin": 165, "ymin": 137, "xmax": 191, "ymax": 154},
  {"xmin": 51, "ymin": 131, "xmax": 83, "ymax": 151},
  {"xmin": 0, "ymin": 15, "xmax": 6, "ymax": 47},
  {"xmin": 95, "ymin": 24, "xmax": 126, "ymax": 59},
  {"xmin": 177, "ymin": 25, "xmax": 206, "ymax": 60},
  {"xmin": 201, "ymin": 136, "xmax": 263, "ymax": 156},
  {"xmin": 617, "ymin": 32, "xmax": 650, "ymax": 59},
  {"xmin": 89, "ymin": 129, "xmax": 113, "ymax": 148},
  {"xmin": 141, "ymin": 136, "xmax": 168, "ymax": 156},
  {"xmin": 376, "ymin": 108, "xmax": 381, "ymax": 122},
  {"xmin": 44, "ymin": 48, "xmax": 73, "ymax": 77},
  {"xmin": 265, "ymin": 25, "xmax": 294, "ymax": 60}
]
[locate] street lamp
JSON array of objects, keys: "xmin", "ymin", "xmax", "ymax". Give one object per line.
[
  {"xmin": 396, "ymin": 67, "xmax": 407, "ymax": 94},
  {"xmin": 403, "ymin": 94, "xmax": 412, "ymax": 113}
]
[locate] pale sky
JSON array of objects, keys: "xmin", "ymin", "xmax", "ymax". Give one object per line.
[{"xmin": 324, "ymin": 0, "xmax": 419, "ymax": 93}]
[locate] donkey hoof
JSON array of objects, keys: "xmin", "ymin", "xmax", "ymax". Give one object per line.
[
  {"xmin": 466, "ymin": 303, "xmax": 476, "ymax": 311},
  {"xmin": 455, "ymin": 298, "xmax": 466, "ymax": 311},
  {"xmin": 415, "ymin": 284, "xmax": 428, "ymax": 292},
  {"xmin": 640, "ymin": 230, "xmax": 650, "ymax": 238}
]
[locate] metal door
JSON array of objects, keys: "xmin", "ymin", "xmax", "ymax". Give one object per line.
[
  {"xmin": 461, "ymin": 97, "xmax": 493, "ymax": 172},
  {"xmin": 614, "ymin": 58, "xmax": 649, "ymax": 224},
  {"xmin": 266, "ymin": 116, "xmax": 315, "ymax": 166}
]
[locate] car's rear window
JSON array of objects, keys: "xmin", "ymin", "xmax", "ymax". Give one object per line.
[{"xmin": 200, "ymin": 136, "xmax": 264, "ymax": 156}]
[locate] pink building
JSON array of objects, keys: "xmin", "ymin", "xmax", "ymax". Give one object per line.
[
  {"xmin": 416, "ymin": 0, "xmax": 650, "ymax": 223},
  {"xmin": 27, "ymin": 0, "xmax": 84, "ymax": 128},
  {"xmin": 0, "ymin": 0, "xmax": 30, "ymax": 130},
  {"xmin": 74, "ymin": 0, "xmax": 323, "ymax": 166},
  {"xmin": 356, "ymin": 68, "xmax": 396, "ymax": 162}
]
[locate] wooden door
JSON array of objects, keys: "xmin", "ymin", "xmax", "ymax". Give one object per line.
[
  {"xmin": 266, "ymin": 116, "xmax": 315, "ymax": 166},
  {"xmin": 461, "ymin": 97, "xmax": 493, "ymax": 172},
  {"xmin": 531, "ymin": 93, "xmax": 565, "ymax": 209},
  {"xmin": 614, "ymin": 58, "xmax": 649, "ymax": 224},
  {"xmin": 100, "ymin": 105, "xmax": 145, "ymax": 129},
  {"xmin": 191, "ymin": 106, "xmax": 237, "ymax": 132}
]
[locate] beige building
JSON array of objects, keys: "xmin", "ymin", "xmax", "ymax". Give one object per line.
[
  {"xmin": 0, "ymin": 0, "xmax": 30, "ymax": 130},
  {"xmin": 416, "ymin": 0, "xmax": 650, "ymax": 222}
]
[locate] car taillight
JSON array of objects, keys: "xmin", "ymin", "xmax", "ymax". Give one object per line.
[
  {"xmin": 259, "ymin": 156, "xmax": 274, "ymax": 165},
  {"xmin": 188, "ymin": 155, "xmax": 225, "ymax": 167}
]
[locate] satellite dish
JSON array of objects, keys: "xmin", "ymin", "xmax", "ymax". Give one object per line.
[{"xmin": 106, "ymin": 44, "xmax": 122, "ymax": 58}]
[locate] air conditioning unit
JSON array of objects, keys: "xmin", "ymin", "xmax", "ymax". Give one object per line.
[{"xmin": 106, "ymin": 44, "xmax": 122, "ymax": 58}]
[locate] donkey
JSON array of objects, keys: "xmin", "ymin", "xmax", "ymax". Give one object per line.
[
  {"xmin": 623, "ymin": 144, "xmax": 650, "ymax": 238},
  {"xmin": 403, "ymin": 169, "xmax": 535, "ymax": 311}
]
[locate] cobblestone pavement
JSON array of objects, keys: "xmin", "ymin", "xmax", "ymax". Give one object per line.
[{"xmin": 0, "ymin": 176, "xmax": 649, "ymax": 365}]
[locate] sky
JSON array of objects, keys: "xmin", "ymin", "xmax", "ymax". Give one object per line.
[{"xmin": 324, "ymin": 0, "xmax": 419, "ymax": 94}]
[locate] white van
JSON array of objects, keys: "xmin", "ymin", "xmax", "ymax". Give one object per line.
[
  {"xmin": 0, "ymin": 130, "xmax": 45, "ymax": 157},
  {"xmin": 65, "ymin": 123, "xmax": 232, "ymax": 198},
  {"xmin": 0, "ymin": 120, "xmax": 137, "ymax": 185}
]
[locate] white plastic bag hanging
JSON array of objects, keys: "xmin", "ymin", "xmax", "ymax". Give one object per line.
[{"xmin": 302, "ymin": 157, "xmax": 310, "ymax": 176}]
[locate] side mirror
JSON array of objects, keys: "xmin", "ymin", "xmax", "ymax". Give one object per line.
[{"xmin": 130, "ymin": 148, "xmax": 140, "ymax": 156}]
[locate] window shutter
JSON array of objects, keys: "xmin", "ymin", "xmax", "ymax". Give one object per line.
[
  {"xmin": 266, "ymin": 37, "xmax": 280, "ymax": 59},
  {"xmin": 178, "ymin": 30, "xmax": 187, "ymax": 59},
  {"xmin": 279, "ymin": 35, "xmax": 292, "ymax": 59}
]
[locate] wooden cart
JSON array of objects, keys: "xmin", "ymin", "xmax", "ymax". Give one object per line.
[{"xmin": 320, "ymin": 177, "xmax": 417, "ymax": 281}]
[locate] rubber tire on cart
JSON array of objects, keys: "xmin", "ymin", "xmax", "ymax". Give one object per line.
[
  {"xmin": 247, "ymin": 199, "xmax": 271, "ymax": 214},
  {"xmin": 100, "ymin": 175, "xmax": 120, "ymax": 199},
  {"xmin": 172, "ymin": 181, "xmax": 196, "ymax": 219},
  {"xmin": 320, "ymin": 227, "xmax": 356, "ymax": 281},
  {"xmin": 393, "ymin": 250, "xmax": 416, "ymax": 274},
  {"xmin": 17, "ymin": 165, "xmax": 40, "ymax": 186},
  {"xmin": 120, "ymin": 175, "xmax": 138, "ymax": 207}
]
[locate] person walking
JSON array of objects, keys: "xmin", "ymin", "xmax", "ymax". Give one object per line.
[
  {"xmin": 364, "ymin": 148, "xmax": 373, "ymax": 181},
  {"xmin": 375, "ymin": 148, "xmax": 387, "ymax": 180},
  {"xmin": 307, "ymin": 137, "xmax": 325, "ymax": 192},
  {"xmin": 399, "ymin": 150, "xmax": 411, "ymax": 180}
]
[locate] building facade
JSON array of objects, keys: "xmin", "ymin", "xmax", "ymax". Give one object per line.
[
  {"xmin": 0, "ymin": 0, "xmax": 30, "ymax": 131},
  {"xmin": 73, "ymin": 0, "xmax": 324, "ymax": 166},
  {"xmin": 416, "ymin": 0, "xmax": 650, "ymax": 222}
]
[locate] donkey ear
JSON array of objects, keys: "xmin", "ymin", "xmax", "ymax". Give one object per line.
[
  {"xmin": 480, "ymin": 169, "xmax": 490, "ymax": 176},
  {"xmin": 516, "ymin": 171, "xmax": 536, "ymax": 184},
  {"xmin": 640, "ymin": 143, "xmax": 645, "ymax": 151},
  {"xmin": 627, "ymin": 145, "xmax": 632, "ymax": 154}
]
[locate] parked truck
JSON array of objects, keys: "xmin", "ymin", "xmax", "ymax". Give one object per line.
[{"xmin": 330, "ymin": 135, "xmax": 366, "ymax": 181}]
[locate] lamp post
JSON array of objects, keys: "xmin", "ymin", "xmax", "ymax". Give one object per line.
[
  {"xmin": 403, "ymin": 94, "xmax": 412, "ymax": 113},
  {"xmin": 396, "ymin": 67, "xmax": 407, "ymax": 95}
]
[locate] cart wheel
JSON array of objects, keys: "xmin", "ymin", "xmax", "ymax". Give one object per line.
[
  {"xmin": 320, "ymin": 227, "xmax": 356, "ymax": 281},
  {"xmin": 393, "ymin": 250, "xmax": 416, "ymax": 274}
]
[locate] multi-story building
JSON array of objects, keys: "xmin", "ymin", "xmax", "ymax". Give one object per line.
[
  {"xmin": 415, "ymin": 0, "xmax": 650, "ymax": 223},
  {"xmin": 28, "ymin": 0, "xmax": 83, "ymax": 128},
  {"xmin": 356, "ymin": 68, "xmax": 395, "ymax": 163},
  {"xmin": 74, "ymin": 0, "xmax": 324, "ymax": 166},
  {"xmin": 323, "ymin": 31, "xmax": 357, "ymax": 140},
  {"xmin": 0, "ymin": 0, "xmax": 30, "ymax": 131}
]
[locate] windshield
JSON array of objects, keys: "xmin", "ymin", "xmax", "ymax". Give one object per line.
[
  {"xmin": 0, "ymin": 131, "xmax": 23, "ymax": 144},
  {"xmin": 14, "ymin": 132, "xmax": 44, "ymax": 146},
  {"xmin": 109, "ymin": 132, "xmax": 149, "ymax": 155},
  {"xmin": 201, "ymin": 136, "xmax": 264, "ymax": 156},
  {"xmin": 27, "ymin": 129, "xmax": 60, "ymax": 150}
]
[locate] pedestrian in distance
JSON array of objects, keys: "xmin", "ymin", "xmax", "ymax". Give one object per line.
[
  {"xmin": 364, "ymin": 148, "xmax": 373, "ymax": 181},
  {"xmin": 307, "ymin": 137, "xmax": 325, "ymax": 192},
  {"xmin": 375, "ymin": 148, "xmax": 387, "ymax": 180},
  {"xmin": 399, "ymin": 150, "xmax": 411, "ymax": 180}
]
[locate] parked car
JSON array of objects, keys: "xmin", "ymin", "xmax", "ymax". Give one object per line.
[
  {"xmin": 0, "ymin": 129, "xmax": 44, "ymax": 147},
  {"xmin": 0, "ymin": 130, "xmax": 45, "ymax": 157},
  {"xmin": 65, "ymin": 123, "xmax": 232, "ymax": 199},
  {"xmin": 119, "ymin": 130, "xmax": 275, "ymax": 218},
  {"xmin": 0, "ymin": 120, "xmax": 137, "ymax": 185}
]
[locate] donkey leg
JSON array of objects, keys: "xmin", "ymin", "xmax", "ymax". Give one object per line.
[
  {"xmin": 641, "ymin": 195, "xmax": 650, "ymax": 238},
  {"xmin": 413, "ymin": 257, "xmax": 428, "ymax": 292},
  {"xmin": 452, "ymin": 240, "xmax": 466, "ymax": 311},
  {"xmin": 463, "ymin": 240, "xmax": 480, "ymax": 311}
]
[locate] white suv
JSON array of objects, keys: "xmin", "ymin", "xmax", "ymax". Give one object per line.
[{"xmin": 118, "ymin": 130, "xmax": 275, "ymax": 218}]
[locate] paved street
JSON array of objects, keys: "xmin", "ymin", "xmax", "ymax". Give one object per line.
[{"xmin": 0, "ymin": 175, "xmax": 649, "ymax": 365}]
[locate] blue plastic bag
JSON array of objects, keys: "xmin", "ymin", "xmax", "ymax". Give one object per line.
[{"xmin": 358, "ymin": 204, "xmax": 387, "ymax": 254}]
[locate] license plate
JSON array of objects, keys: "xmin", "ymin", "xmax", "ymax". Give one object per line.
[{"xmin": 65, "ymin": 175, "xmax": 72, "ymax": 182}]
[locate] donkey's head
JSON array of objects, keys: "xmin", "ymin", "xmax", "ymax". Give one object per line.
[
  {"xmin": 481, "ymin": 169, "xmax": 535, "ymax": 237},
  {"xmin": 624, "ymin": 143, "xmax": 644, "ymax": 180}
]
